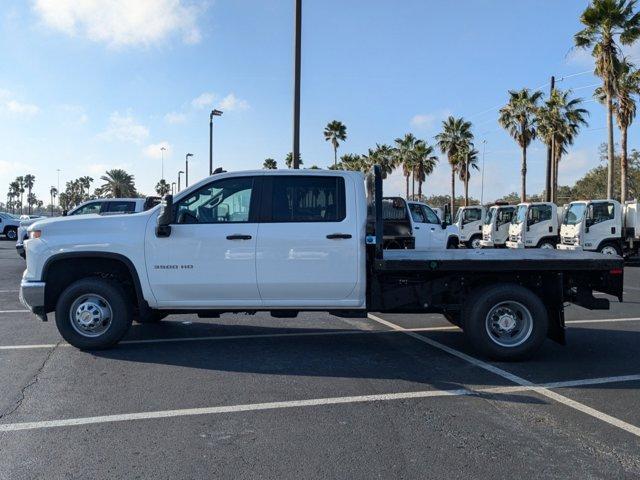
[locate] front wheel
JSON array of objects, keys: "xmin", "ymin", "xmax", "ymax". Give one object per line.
[
  {"xmin": 5, "ymin": 227, "xmax": 17, "ymax": 241},
  {"xmin": 538, "ymin": 240, "xmax": 556, "ymax": 250},
  {"xmin": 55, "ymin": 278, "xmax": 132, "ymax": 349},
  {"xmin": 599, "ymin": 242, "xmax": 622, "ymax": 256},
  {"xmin": 469, "ymin": 236, "xmax": 482, "ymax": 249},
  {"xmin": 463, "ymin": 284, "xmax": 548, "ymax": 361}
]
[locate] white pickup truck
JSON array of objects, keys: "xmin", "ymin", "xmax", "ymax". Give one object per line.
[
  {"xmin": 479, "ymin": 204, "xmax": 516, "ymax": 248},
  {"xmin": 557, "ymin": 199, "xmax": 639, "ymax": 258},
  {"xmin": 0, "ymin": 212, "xmax": 22, "ymax": 241},
  {"xmin": 19, "ymin": 167, "xmax": 624, "ymax": 360},
  {"xmin": 506, "ymin": 202, "xmax": 562, "ymax": 250},
  {"xmin": 453, "ymin": 205, "xmax": 486, "ymax": 249}
]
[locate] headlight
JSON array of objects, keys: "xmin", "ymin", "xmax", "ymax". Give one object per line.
[
  {"xmin": 574, "ymin": 236, "xmax": 580, "ymax": 245},
  {"xmin": 29, "ymin": 230, "xmax": 41, "ymax": 239},
  {"xmin": 516, "ymin": 234, "xmax": 522, "ymax": 242}
]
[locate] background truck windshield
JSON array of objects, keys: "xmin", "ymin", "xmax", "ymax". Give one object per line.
[
  {"xmin": 512, "ymin": 205, "xmax": 527, "ymax": 224},
  {"xmin": 484, "ymin": 208, "xmax": 495, "ymax": 225},
  {"xmin": 564, "ymin": 203, "xmax": 587, "ymax": 225}
]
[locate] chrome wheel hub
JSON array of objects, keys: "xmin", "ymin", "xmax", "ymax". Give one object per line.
[
  {"xmin": 485, "ymin": 301, "xmax": 533, "ymax": 348},
  {"xmin": 69, "ymin": 294, "xmax": 113, "ymax": 337},
  {"xmin": 601, "ymin": 246, "xmax": 617, "ymax": 255}
]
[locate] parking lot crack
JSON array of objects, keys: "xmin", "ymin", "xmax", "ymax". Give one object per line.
[{"xmin": 0, "ymin": 341, "xmax": 61, "ymax": 421}]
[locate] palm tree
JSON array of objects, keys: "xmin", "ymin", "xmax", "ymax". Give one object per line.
[
  {"xmin": 285, "ymin": 152, "xmax": 303, "ymax": 169},
  {"xmin": 15, "ymin": 176, "xmax": 25, "ymax": 215},
  {"xmin": 456, "ymin": 144, "xmax": 479, "ymax": 206},
  {"xmin": 78, "ymin": 176, "xmax": 93, "ymax": 200},
  {"xmin": 596, "ymin": 58, "xmax": 640, "ymax": 202},
  {"xmin": 263, "ymin": 158, "xmax": 277, "ymax": 169},
  {"xmin": 413, "ymin": 141, "xmax": 438, "ymax": 199},
  {"xmin": 537, "ymin": 89, "xmax": 589, "ymax": 201},
  {"xmin": 97, "ymin": 169, "xmax": 137, "ymax": 198},
  {"xmin": 323, "ymin": 120, "xmax": 347, "ymax": 167},
  {"xmin": 23, "ymin": 174, "xmax": 35, "ymax": 214},
  {"xmin": 369, "ymin": 144, "xmax": 396, "ymax": 179},
  {"xmin": 155, "ymin": 179, "xmax": 171, "ymax": 196},
  {"xmin": 394, "ymin": 133, "xmax": 419, "ymax": 199},
  {"xmin": 336, "ymin": 153, "xmax": 366, "ymax": 171},
  {"xmin": 436, "ymin": 117, "xmax": 474, "ymax": 215},
  {"xmin": 498, "ymin": 88, "xmax": 543, "ymax": 202},
  {"xmin": 8, "ymin": 180, "xmax": 20, "ymax": 214},
  {"xmin": 575, "ymin": 0, "xmax": 640, "ymax": 199},
  {"xmin": 49, "ymin": 186, "xmax": 58, "ymax": 215}
]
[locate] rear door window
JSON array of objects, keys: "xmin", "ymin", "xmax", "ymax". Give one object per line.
[
  {"xmin": 105, "ymin": 201, "xmax": 136, "ymax": 214},
  {"xmin": 268, "ymin": 176, "xmax": 345, "ymax": 222}
]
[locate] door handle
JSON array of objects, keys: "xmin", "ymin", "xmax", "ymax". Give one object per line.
[
  {"xmin": 226, "ymin": 234, "xmax": 252, "ymax": 240},
  {"xmin": 326, "ymin": 233, "xmax": 352, "ymax": 239},
  {"xmin": 414, "ymin": 226, "xmax": 420, "ymax": 230}
]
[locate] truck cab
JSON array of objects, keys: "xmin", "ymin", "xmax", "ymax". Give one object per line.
[
  {"xmin": 479, "ymin": 204, "xmax": 515, "ymax": 248},
  {"xmin": 506, "ymin": 202, "xmax": 560, "ymax": 250},
  {"xmin": 453, "ymin": 205, "xmax": 485, "ymax": 249},
  {"xmin": 557, "ymin": 200, "xmax": 624, "ymax": 255},
  {"xmin": 407, "ymin": 201, "xmax": 459, "ymax": 250}
]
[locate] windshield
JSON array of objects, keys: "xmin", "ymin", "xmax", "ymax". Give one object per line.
[
  {"xmin": 512, "ymin": 205, "xmax": 527, "ymax": 224},
  {"xmin": 563, "ymin": 203, "xmax": 587, "ymax": 225},
  {"xmin": 454, "ymin": 208, "xmax": 462, "ymax": 224},
  {"xmin": 484, "ymin": 208, "xmax": 495, "ymax": 225}
]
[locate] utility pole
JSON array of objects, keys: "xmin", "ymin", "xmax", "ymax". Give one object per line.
[
  {"xmin": 185, "ymin": 153, "xmax": 193, "ymax": 187},
  {"xmin": 209, "ymin": 109, "xmax": 223, "ymax": 175},
  {"xmin": 480, "ymin": 140, "xmax": 487, "ymax": 204},
  {"xmin": 56, "ymin": 169, "xmax": 61, "ymax": 207},
  {"xmin": 171, "ymin": 182, "xmax": 176, "ymax": 195},
  {"xmin": 545, "ymin": 76, "xmax": 555, "ymax": 202},
  {"xmin": 160, "ymin": 146, "xmax": 166, "ymax": 180},
  {"xmin": 178, "ymin": 171, "xmax": 184, "ymax": 192},
  {"xmin": 292, "ymin": 0, "xmax": 302, "ymax": 169}
]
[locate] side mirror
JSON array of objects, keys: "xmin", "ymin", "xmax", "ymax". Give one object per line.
[
  {"xmin": 585, "ymin": 226, "xmax": 590, "ymax": 233},
  {"xmin": 441, "ymin": 221, "xmax": 447, "ymax": 229},
  {"xmin": 62, "ymin": 210, "xmax": 68, "ymax": 216},
  {"xmin": 155, "ymin": 194, "xmax": 174, "ymax": 238}
]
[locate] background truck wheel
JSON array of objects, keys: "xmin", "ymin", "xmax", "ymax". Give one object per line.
[
  {"xmin": 446, "ymin": 237, "xmax": 459, "ymax": 249},
  {"xmin": 55, "ymin": 277, "xmax": 132, "ymax": 349},
  {"xmin": 469, "ymin": 236, "xmax": 482, "ymax": 249},
  {"xmin": 135, "ymin": 310, "xmax": 168, "ymax": 324},
  {"xmin": 4, "ymin": 227, "xmax": 17, "ymax": 241},
  {"xmin": 538, "ymin": 240, "xmax": 556, "ymax": 250},
  {"xmin": 598, "ymin": 242, "xmax": 622, "ymax": 256},
  {"xmin": 462, "ymin": 283, "xmax": 548, "ymax": 361}
]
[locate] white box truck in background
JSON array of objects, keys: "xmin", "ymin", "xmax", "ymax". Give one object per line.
[
  {"xmin": 479, "ymin": 204, "xmax": 516, "ymax": 248},
  {"xmin": 454, "ymin": 205, "xmax": 486, "ymax": 249},
  {"xmin": 557, "ymin": 199, "xmax": 639, "ymax": 257},
  {"xmin": 506, "ymin": 202, "xmax": 562, "ymax": 250}
]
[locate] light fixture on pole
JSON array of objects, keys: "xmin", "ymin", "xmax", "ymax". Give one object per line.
[
  {"xmin": 480, "ymin": 140, "xmax": 487, "ymax": 204},
  {"xmin": 160, "ymin": 146, "xmax": 166, "ymax": 180},
  {"xmin": 171, "ymin": 182, "xmax": 176, "ymax": 195},
  {"xmin": 185, "ymin": 153, "xmax": 193, "ymax": 187},
  {"xmin": 178, "ymin": 170, "xmax": 184, "ymax": 192},
  {"xmin": 209, "ymin": 109, "xmax": 223, "ymax": 175}
]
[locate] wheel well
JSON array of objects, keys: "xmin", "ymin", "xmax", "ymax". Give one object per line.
[
  {"xmin": 446, "ymin": 236, "xmax": 459, "ymax": 248},
  {"xmin": 43, "ymin": 255, "xmax": 143, "ymax": 313},
  {"xmin": 536, "ymin": 236, "xmax": 558, "ymax": 247},
  {"xmin": 596, "ymin": 238, "xmax": 623, "ymax": 251}
]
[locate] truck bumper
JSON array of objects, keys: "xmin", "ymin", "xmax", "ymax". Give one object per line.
[
  {"xmin": 479, "ymin": 240, "xmax": 495, "ymax": 248},
  {"xmin": 19, "ymin": 280, "xmax": 46, "ymax": 317},
  {"xmin": 506, "ymin": 240, "xmax": 525, "ymax": 249},
  {"xmin": 556, "ymin": 244, "xmax": 583, "ymax": 251}
]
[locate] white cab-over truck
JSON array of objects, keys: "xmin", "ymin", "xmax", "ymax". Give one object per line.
[
  {"xmin": 479, "ymin": 204, "xmax": 516, "ymax": 248},
  {"xmin": 506, "ymin": 202, "xmax": 562, "ymax": 250},
  {"xmin": 557, "ymin": 199, "xmax": 639, "ymax": 257},
  {"xmin": 20, "ymin": 167, "xmax": 624, "ymax": 360},
  {"xmin": 454, "ymin": 205, "xmax": 486, "ymax": 249}
]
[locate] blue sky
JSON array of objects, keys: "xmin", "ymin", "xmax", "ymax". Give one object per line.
[{"xmin": 0, "ymin": 0, "xmax": 636, "ymax": 204}]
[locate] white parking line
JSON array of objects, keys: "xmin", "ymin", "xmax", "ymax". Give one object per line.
[
  {"xmin": 367, "ymin": 314, "xmax": 640, "ymax": 439},
  {"xmin": 566, "ymin": 317, "xmax": 640, "ymax": 325},
  {"xmin": 0, "ymin": 310, "xmax": 28, "ymax": 314},
  {"xmin": 1, "ymin": 373, "xmax": 638, "ymax": 433},
  {"xmin": 0, "ymin": 290, "xmax": 18, "ymax": 293}
]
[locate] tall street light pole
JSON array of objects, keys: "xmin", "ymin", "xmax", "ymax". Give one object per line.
[
  {"xmin": 209, "ymin": 109, "xmax": 223, "ymax": 175},
  {"xmin": 292, "ymin": 0, "xmax": 302, "ymax": 169},
  {"xmin": 178, "ymin": 171, "xmax": 184, "ymax": 192},
  {"xmin": 185, "ymin": 153, "xmax": 193, "ymax": 187},
  {"xmin": 545, "ymin": 76, "xmax": 555, "ymax": 202},
  {"xmin": 171, "ymin": 182, "xmax": 176, "ymax": 195},
  {"xmin": 480, "ymin": 140, "xmax": 487, "ymax": 204},
  {"xmin": 160, "ymin": 146, "xmax": 166, "ymax": 180},
  {"xmin": 56, "ymin": 169, "xmax": 61, "ymax": 207}
]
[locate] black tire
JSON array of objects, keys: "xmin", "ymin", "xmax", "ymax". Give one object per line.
[
  {"xmin": 446, "ymin": 237, "xmax": 459, "ymax": 249},
  {"xmin": 462, "ymin": 283, "xmax": 548, "ymax": 361},
  {"xmin": 55, "ymin": 277, "xmax": 132, "ymax": 349},
  {"xmin": 537, "ymin": 239, "xmax": 556, "ymax": 250},
  {"xmin": 598, "ymin": 242, "xmax": 622, "ymax": 256},
  {"xmin": 4, "ymin": 227, "xmax": 17, "ymax": 241},
  {"xmin": 135, "ymin": 310, "xmax": 167, "ymax": 324},
  {"xmin": 468, "ymin": 235, "xmax": 482, "ymax": 249}
]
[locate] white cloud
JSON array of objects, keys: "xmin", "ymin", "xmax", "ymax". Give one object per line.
[
  {"xmin": 32, "ymin": 0, "xmax": 205, "ymax": 48},
  {"xmin": 5, "ymin": 99, "xmax": 39, "ymax": 116},
  {"xmin": 59, "ymin": 104, "xmax": 88, "ymax": 123},
  {"xmin": 410, "ymin": 109, "xmax": 451, "ymax": 130},
  {"xmin": 164, "ymin": 111, "xmax": 187, "ymax": 124},
  {"xmin": 219, "ymin": 93, "xmax": 249, "ymax": 111},
  {"xmin": 143, "ymin": 141, "xmax": 172, "ymax": 159},
  {"xmin": 99, "ymin": 111, "xmax": 149, "ymax": 143},
  {"xmin": 191, "ymin": 92, "xmax": 215, "ymax": 109}
]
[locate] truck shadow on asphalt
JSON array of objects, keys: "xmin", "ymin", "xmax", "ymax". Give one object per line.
[{"xmin": 89, "ymin": 321, "xmax": 640, "ymax": 402}]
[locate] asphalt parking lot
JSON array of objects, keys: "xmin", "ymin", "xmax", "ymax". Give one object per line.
[{"xmin": 0, "ymin": 241, "xmax": 639, "ymax": 479}]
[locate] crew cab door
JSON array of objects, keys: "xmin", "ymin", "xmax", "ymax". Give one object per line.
[
  {"xmin": 145, "ymin": 175, "xmax": 261, "ymax": 307},
  {"xmin": 408, "ymin": 203, "xmax": 430, "ymax": 249},
  {"xmin": 584, "ymin": 201, "xmax": 618, "ymax": 249},
  {"xmin": 256, "ymin": 175, "xmax": 359, "ymax": 305}
]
